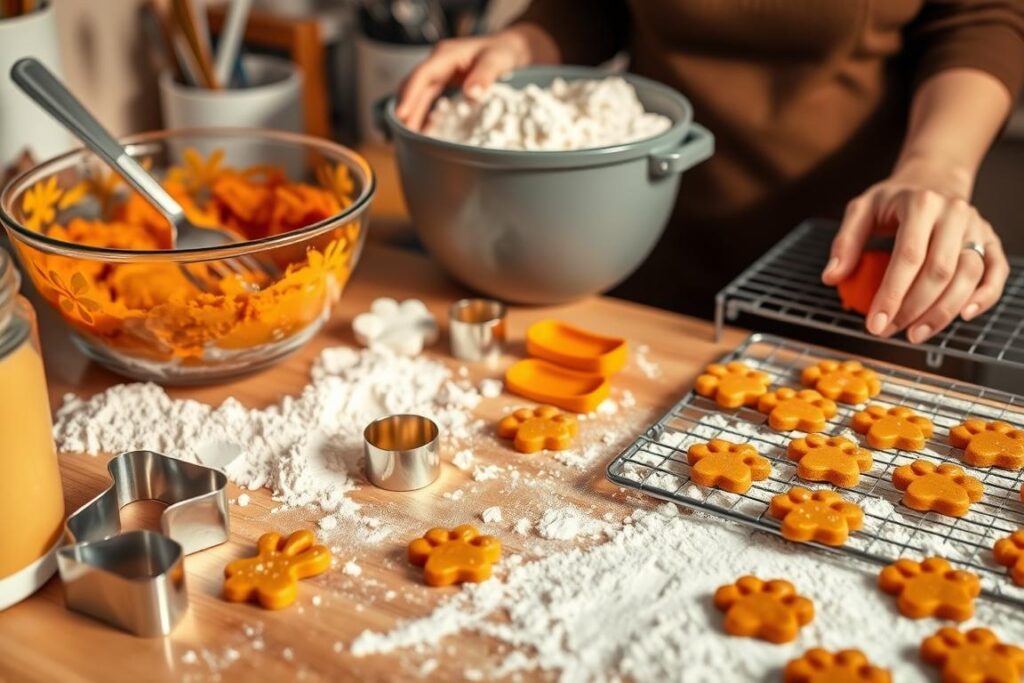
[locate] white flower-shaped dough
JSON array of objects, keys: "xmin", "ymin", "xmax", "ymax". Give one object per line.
[{"xmin": 352, "ymin": 298, "xmax": 438, "ymax": 356}]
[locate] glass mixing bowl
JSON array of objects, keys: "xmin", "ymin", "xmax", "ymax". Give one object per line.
[{"xmin": 0, "ymin": 129, "xmax": 375, "ymax": 384}]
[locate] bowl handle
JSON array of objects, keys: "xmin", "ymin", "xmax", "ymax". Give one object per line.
[
  {"xmin": 648, "ymin": 124, "xmax": 714, "ymax": 178},
  {"xmin": 373, "ymin": 96, "xmax": 394, "ymax": 141}
]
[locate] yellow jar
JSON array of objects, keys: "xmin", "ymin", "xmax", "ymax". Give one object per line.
[{"xmin": 0, "ymin": 248, "xmax": 64, "ymax": 609}]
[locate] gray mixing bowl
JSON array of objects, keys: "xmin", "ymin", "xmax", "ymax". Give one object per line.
[{"xmin": 380, "ymin": 66, "xmax": 714, "ymax": 304}]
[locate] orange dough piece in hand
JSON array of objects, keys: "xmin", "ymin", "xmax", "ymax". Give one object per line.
[
  {"xmin": 787, "ymin": 433, "xmax": 873, "ymax": 488},
  {"xmin": 687, "ymin": 439, "xmax": 771, "ymax": 493},
  {"xmin": 783, "ymin": 648, "xmax": 892, "ymax": 683},
  {"xmin": 949, "ymin": 419, "xmax": 1024, "ymax": 470},
  {"xmin": 408, "ymin": 525, "xmax": 502, "ymax": 587},
  {"xmin": 921, "ymin": 627, "xmax": 1024, "ymax": 683},
  {"xmin": 757, "ymin": 388, "xmax": 837, "ymax": 432},
  {"xmin": 769, "ymin": 486, "xmax": 863, "ymax": 546},
  {"xmin": 892, "ymin": 460, "xmax": 983, "ymax": 517},
  {"xmin": 694, "ymin": 361, "xmax": 771, "ymax": 409},
  {"xmin": 993, "ymin": 530, "xmax": 1024, "ymax": 586},
  {"xmin": 713, "ymin": 575, "xmax": 814, "ymax": 644},
  {"xmin": 879, "ymin": 557, "xmax": 980, "ymax": 621},
  {"xmin": 801, "ymin": 359, "xmax": 881, "ymax": 405},
  {"xmin": 837, "ymin": 250, "xmax": 890, "ymax": 316},
  {"xmin": 497, "ymin": 405, "xmax": 578, "ymax": 454},
  {"xmin": 224, "ymin": 530, "xmax": 332, "ymax": 610},
  {"xmin": 852, "ymin": 405, "xmax": 934, "ymax": 451}
]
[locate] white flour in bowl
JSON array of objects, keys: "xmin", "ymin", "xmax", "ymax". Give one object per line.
[{"xmin": 424, "ymin": 77, "xmax": 672, "ymax": 151}]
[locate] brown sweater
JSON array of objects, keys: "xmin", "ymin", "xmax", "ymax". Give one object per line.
[{"xmin": 518, "ymin": 0, "xmax": 1024, "ymax": 317}]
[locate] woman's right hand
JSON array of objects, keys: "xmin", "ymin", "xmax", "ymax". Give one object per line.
[{"xmin": 396, "ymin": 24, "xmax": 559, "ymax": 131}]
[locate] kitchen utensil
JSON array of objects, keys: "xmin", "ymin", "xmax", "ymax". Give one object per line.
[
  {"xmin": 448, "ymin": 298, "xmax": 506, "ymax": 363},
  {"xmin": 364, "ymin": 414, "xmax": 441, "ymax": 491},
  {"xmin": 607, "ymin": 333, "xmax": 1024, "ymax": 609},
  {"xmin": 504, "ymin": 358, "xmax": 610, "ymax": 413},
  {"xmin": 377, "ymin": 66, "xmax": 714, "ymax": 304},
  {"xmin": 58, "ymin": 449, "xmax": 229, "ymax": 636},
  {"xmin": 10, "ymin": 57, "xmax": 278, "ymax": 291},
  {"xmin": 213, "ymin": 0, "xmax": 252, "ymax": 86},
  {"xmin": 0, "ymin": 128, "xmax": 375, "ymax": 383},
  {"xmin": 525, "ymin": 320, "xmax": 628, "ymax": 377},
  {"xmin": 172, "ymin": 0, "xmax": 218, "ymax": 88}
]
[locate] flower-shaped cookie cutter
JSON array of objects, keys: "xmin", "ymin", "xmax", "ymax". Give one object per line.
[
  {"xmin": 353, "ymin": 297, "xmax": 439, "ymax": 356},
  {"xmin": 57, "ymin": 450, "xmax": 229, "ymax": 637}
]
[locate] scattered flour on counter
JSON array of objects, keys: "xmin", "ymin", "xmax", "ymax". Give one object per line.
[
  {"xmin": 514, "ymin": 518, "xmax": 533, "ymax": 536},
  {"xmin": 480, "ymin": 507, "xmax": 503, "ymax": 524},
  {"xmin": 536, "ymin": 507, "xmax": 607, "ymax": 541},
  {"xmin": 343, "ymin": 560, "xmax": 362, "ymax": 577},
  {"xmin": 349, "ymin": 503, "xmax": 1024, "ymax": 682},
  {"xmin": 236, "ymin": 493, "xmax": 250, "ymax": 507},
  {"xmin": 425, "ymin": 77, "xmax": 671, "ymax": 151},
  {"xmin": 472, "ymin": 464, "xmax": 502, "ymax": 482},
  {"xmin": 53, "ymin": 347, "xmax": 482, "ymax": 517},
  {"xmin": 634, "ymin": 344, "xmax": 662, "ymax": 379},
  {"xmin": 451, "ymin": 449, "xmax": 474, "ymax": 471},
  {"xmin": 479, "ymin": 378, "xmax": 503, "ymax": 399}
]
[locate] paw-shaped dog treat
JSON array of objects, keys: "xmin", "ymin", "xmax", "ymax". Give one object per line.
[
  {"xmin": 851, "ymin": 405, "xmax": 933, "ymax": 451},
  {"xmin": 801, "ymin": 359, "xmax": 882, "ymax": 405},
  {"xmin": 878, "ymin": 557, "xmax": 980, "ymax": 621},
  {"xmin": 921, "ymin": 627, "xmax": 1024, "ymax": 683},
  {"xmin": 787, "ymin": 433, "xmax": 873, "ymax": 488},
  {"xmin": 695, "ymin": 361, "xmax": 771, "ymax": 409},
  {"xmin": 713, "ymin": 575, "xmax": 814, "ymax": 644},
  {"xmin": 408, "ymin": 524, "xmax": 502, "ymax": 587},
  {"xmin": 686, "ymin": 439, "xmax": 771, "ymax": 493},
  {"xmin": 783, "ymin": 648, "xmax": 891, "ymax": 683},
  {"xmin": 769, "ymin": 487, "xmax": 864, "ymax": 546},
  {"xmin": 497, "ymin": 405, "xmax": 578, "ymax": 453},
  {"xmin": 757, "ymin": 388, "xmax": 838, "ymax": 433},
  {"xmin": 224, "ymin": 530, "xmax": 332, "ymax": 610},
  {"xmin": 892, "ymin": 460, "xmax": 984, "ymax": 517},
  {"xmin": 352, "ymin": 297, "xmax": 439, "ymax": 356},
  {"xmin": 949, "ymin": 419, "xmax": 1024, "ymax": 470},
  {"xmin": 993, "ymin": 530, "xmax": 1024, "ymax": 586}
]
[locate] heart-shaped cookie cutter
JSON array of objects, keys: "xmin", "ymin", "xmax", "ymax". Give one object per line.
[{"xmin": 57, "ymin": 450, "xmax": 230, "ymax": 637}]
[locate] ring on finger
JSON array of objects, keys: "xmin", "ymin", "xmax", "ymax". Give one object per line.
[{"xmin": 963, "ymin": 241, "xmax": 987, "ymax": 264}]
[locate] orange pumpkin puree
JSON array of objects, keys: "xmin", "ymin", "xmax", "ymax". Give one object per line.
[{"xmin": 16, "ymin": 149, "xmax": 361, "ymax": 362}]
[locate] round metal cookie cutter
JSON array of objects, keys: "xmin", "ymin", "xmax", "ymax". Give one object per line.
[
  {"xmin": 449, "ymin": 298, "xmax": 507, "ymax": 363},
  {"xmin": 364, "ymin": 414, "xmax": 440, "ymax": 491}
]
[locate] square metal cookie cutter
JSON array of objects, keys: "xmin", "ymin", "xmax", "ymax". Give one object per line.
[{"xmin": 58, "ymin": 450, "xmax": 230, "ymax": 637}]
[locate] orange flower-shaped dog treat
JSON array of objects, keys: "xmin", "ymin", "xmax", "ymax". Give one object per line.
[
  {"xmin": 879, "ymin": 557, "xmax": 980, "ymax": 621},
  {"xmin": 852, "ymin": 405, "xmax": 933, "ymax": 451},
  {"xmin": 993, "ymin": 530, "xmax": 1024, "ymax": 586},
  {"xmin": 769, "ymin": 487, "xmax": 864, "ymax": 546},
  {"xmin": 783, "ymin": 648, "xmax": 891, "ymax": 683},
  {"xmin": 787, "ymin": 434, "xmax": 873, "ymax": 488},
  {"xmin": 801, "ymin": 359, "xmax": 882, "ymax": 405},
  {"xmin": 497, "ymin": 405, "xmax": 578, "ymax": 454},
  {"xmin": 695, "ymin": 361, "xmax": 771, "ymax": 409},
  {"xmin": 921, "ymin": 627, "xmax": 1024, "ymax": 683},
  {"xmin": 686, "ymin": 439, "xmax": 771, "ymax": 493},
  {"xmin": 408, "ymin": 525, "xmax": 502, "ymax": 587},
  {"xmin": 757, "ymin": 388, "xmax": 838, "ymax": 432},
  {"xmin": 224, "ymin": 530, "xmax": 332, "ymax": 610},
  {"xmin": 713, "ymin": 575, "xmax": 814, "ymax": 644},
  {"xmin": 892, "ymin": 460, "xmax": 984, "ymax": 517},
  {"xmin": 949, "ymin": 419, "xmax": 1024, "ymax": 470}
]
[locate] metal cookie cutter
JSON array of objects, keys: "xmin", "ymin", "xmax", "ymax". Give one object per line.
[
  {"xmin": 58, "ymin": 450, "xmax": 229, "ymax": 637},
  {"xmin": 364, "ymin": 414, "xmax": 440, "ymax": 491},
  {"xmin": 449, "ymin": 298, "xmax": 507, "ymax": 364}
]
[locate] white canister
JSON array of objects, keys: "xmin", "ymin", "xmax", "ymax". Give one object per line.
[
  {"xmin": 355, "ymin": 36, "xmax": 431, "ymax": 143},
  {"xmin": 0, "ymin": 3, "xmax": 72, "ymax": 167}
]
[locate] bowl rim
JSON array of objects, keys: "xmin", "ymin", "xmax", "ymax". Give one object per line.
[
  {"xmin": 0, "ymin": 127, "xmax": 376, "ymax": 261},
  {"xmin": 383, "ymin": 66, "xmax": 694, "ymax": 163}
]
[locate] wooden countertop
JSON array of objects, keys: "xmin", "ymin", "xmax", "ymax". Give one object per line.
[{"xmin": 0, "ymin": 242, "xmax": 748, "ymax": 683}]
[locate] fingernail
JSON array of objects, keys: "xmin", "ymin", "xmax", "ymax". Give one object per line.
[
  {"xmin": 822, "ymin": 257, "xmax": 838, "ymax": 280},
  {"xmin": 963, "ymin": 303, "xmax": 979, "ymax": 320},
  {"xmin": 869, "ymin": 312, "xmax": 888, "ymax": 334},
  {"xmin": 466, "ymin": 85, "xmax": 484, "ymax": 100},
  {"xmin": 910, "ymin": 324, "xmax": 932, "ymax": 343}
]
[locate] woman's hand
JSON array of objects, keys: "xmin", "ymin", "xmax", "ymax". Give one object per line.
[
  {"xmin": 822, "ymin": 157, "xmax": 1009, "ymax": 343},
  {"xmin": 396, "ymin": 24, "xmax": 559, "ymax": 131}
]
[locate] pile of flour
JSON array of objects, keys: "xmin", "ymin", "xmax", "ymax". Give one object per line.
[
  {"xmin": 54, "ymin": 346, "xmax": 482, "ymax": 515},
  {"xmin": 424, "ymin": 77, "xmax": 672, "ymax": 151}
]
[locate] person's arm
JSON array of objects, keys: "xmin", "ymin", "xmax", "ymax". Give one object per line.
[
  {"xmin": 396, "ymin": 0, "xmax": 628, "ymax": 130},
  {"xmin": 823, "ymin": 1, "xmax": 1024, "ymax": 343}
]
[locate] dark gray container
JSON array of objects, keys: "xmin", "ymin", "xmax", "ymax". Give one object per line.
[{"xmin": 380, "ymin": 66, "xmax": 714, "ymax": 304}]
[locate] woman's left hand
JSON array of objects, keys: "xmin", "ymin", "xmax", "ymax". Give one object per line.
[{"xmin": 821, "ymin": 159, "xmax": 1009, "ymax": 344}]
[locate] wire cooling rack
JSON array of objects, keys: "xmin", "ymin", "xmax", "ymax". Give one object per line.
[
  {"xmin": 714, "ymin": 221, "xmax": 1024, "ymax": 370},
  {"xmin": 607, "ymin": 333, "xmax": 1024, "ymax": 607}
]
